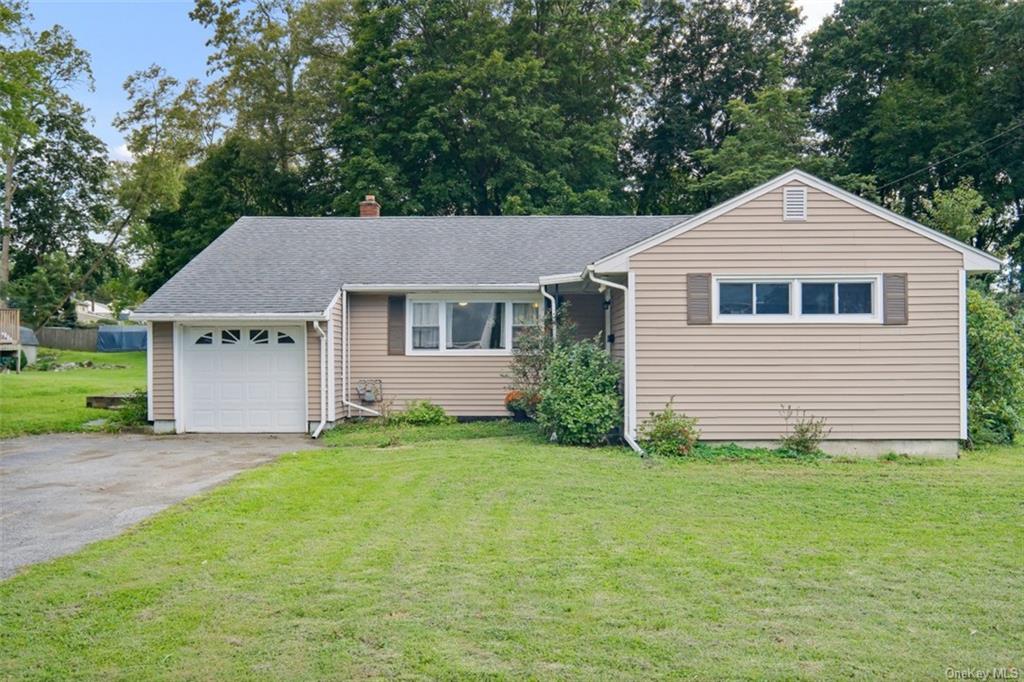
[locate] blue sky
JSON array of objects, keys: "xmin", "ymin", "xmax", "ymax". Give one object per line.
[
  {"xmin": 29, "ymin": 0, "xmax": 835, "ymax": 159},
  {"xmin": 29, "ymin": 0, "xmax": 213, "ymax": 158}
]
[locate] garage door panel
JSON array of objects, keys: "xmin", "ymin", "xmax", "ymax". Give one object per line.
[
  {"xmin": 221, "ymin": 382, "xmax": 246, "ymax": 402},
  {"xmin": 247, "ymin": 383, "xmax": 277, "ymax": 402},
  {"xmin": 183, "ymin": 325, "xmax": 307, "ymax": 433}
]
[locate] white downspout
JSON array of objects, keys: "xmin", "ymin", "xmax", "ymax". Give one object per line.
[
  {"xmin": 541, "ymin": 286, "xmax": 557, "ymax": 340},
  {"xmin": 603, "ymin": 289, "xmax": 612, "ymax": 353},
  {"xmin": 586, "ymin": 268, "xmax": 642, "ymax": 455},
  {"xmin": 340, "ymin": 288, "xmax": 381, "ymax": 418},
  {"xmin": 312, "ymin": 320, "xmax": 328, "ymax": 438}
]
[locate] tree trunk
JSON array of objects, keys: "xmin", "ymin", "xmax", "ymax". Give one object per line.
[{"xmin": 2, "ymin": 153, "xmax": 16, "ymax": 287}]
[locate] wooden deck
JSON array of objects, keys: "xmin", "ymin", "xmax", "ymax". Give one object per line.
[{"xmin": 0, "ymin": 307, "xmax": 23, "ymax": 372}]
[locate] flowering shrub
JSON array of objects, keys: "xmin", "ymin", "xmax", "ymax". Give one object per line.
[{"xmin": 504, "ymin": 390, "xmax": 539, "ymax": 420}]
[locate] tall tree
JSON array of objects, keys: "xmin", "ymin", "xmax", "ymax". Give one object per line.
[
  {"xmin": 801, "ymin": 0, "xmax": 1024, "ymax": 286},
  {"xmin": 326, "ymin": 0, "xmax": 639, "ymax": 216},
  {"xmin": 916, "ymin": 178, "xmax": 994, "ymax": 245},
  {"xmin": 137, "ymin": 133, "xmax": 299, "ymax": 293},
  {"xmin": 7, "ymin": 100, "xmax": 111, "ymax": 281},
  {"xmin": 191, "ymin": 0, "xmax": 318, "ymax": 174},
  {"xmin": 35, "ymin": 65, "xmax": 203, "ymax": 328},
  {"xmin": 0, "ymin": 1, "xmax": 92, "ymax": 285},
  {"xmin": 692, "ymin": 85, "xmax": 872, "ymax": 206},
  {"xmin": 629, "ymin": 0, "xmax": 800, "ymax": 213}
]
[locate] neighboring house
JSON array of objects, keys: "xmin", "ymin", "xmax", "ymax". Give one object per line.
[
  {"xmin": 132, "ymin": 170, "xmax": 1002, "ymax": 457},
  {"xmin": 75, "ymin": 299, "xmax": 114, "ymax": 324}
]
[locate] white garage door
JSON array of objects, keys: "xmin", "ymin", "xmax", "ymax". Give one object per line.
[{"xmin": 182, "ymin": 325, "xmax": 306, "ymax": 433}]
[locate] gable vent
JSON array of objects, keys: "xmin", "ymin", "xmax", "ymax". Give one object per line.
[{"xmin": 783, "ymin": 186, "xmax": 807, "ymax": 221}]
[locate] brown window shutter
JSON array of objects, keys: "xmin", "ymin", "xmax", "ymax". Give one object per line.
[
  {"xmin": 387, "ymin": 295, "xmax": 406, "ymax": 355},
  {"xmin": 687, "ymin": 273, "xmax": 712, "ymax": 325},
  {"xmin": 883, "ymin": 273, "xmax": 908, "ymax": 325}
]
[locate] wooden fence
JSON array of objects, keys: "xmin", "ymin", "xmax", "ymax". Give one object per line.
[{"xmin": 36, "ymin": 327, "xmax": 99, "ymax": 352}]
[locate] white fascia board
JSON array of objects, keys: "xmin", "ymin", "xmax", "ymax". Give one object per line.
[
  {"xmin": 342, "ymin": 283, "xmax": 540, "ymax": 292},
  {"xmin": 134, "ymin": 291, "xmax": 342, "ymax": 323},
  {"xmin": 324, "ymin": 289, "xmax": 342, "ymax": 315},
  {"xmin": 538, "ymin": 272, "xmax": 585, "ymax": 285},
  {"xmin": 590, "ymin": 169, "xmax": 1004, "ymax": 273},
  {"xmin": 131, "ymin": 312, "xmax": 328, "ymax": 322}
]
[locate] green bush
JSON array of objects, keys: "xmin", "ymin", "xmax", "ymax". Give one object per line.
[
  {"xmin": 778, "ymin": 405, "xmax": 831, "ymax": 455},
  {"xmin": 536, "ymin": 340, "xmax": 621, "ymax": 446},
  {"xmin": 638, "ymin": 401, "xmax": 700, "ymax": 457},
  {"xmin": 389, "ymin": 400, "xmax": 455, "ymax": 426},
  {"xmin": 505, "ymin": 304, "xmax": 577, "ymax": 418},
  {"xmin": 0, "ymin": 351, "xmax": 28, "ymax": 371},
  {"xmin": 967, "ymin": 289, "xmax": 1024, "ymax": 445},
  {"xmin": 107, "ymin": 390, "xmax": 149, "ymax": 430}
]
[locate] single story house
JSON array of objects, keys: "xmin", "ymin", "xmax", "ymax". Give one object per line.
[{"xmin": 132, "ymin": 170, "xmax": 1002, "ymax": 457}]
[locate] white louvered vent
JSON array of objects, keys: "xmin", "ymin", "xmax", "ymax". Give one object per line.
[{"xmin": 783, "ymin": 186, "xmax": 807, "ymax": 221}]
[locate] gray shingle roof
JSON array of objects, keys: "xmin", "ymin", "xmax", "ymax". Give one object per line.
[{"xmin": 136, "ymin": 214, "xmax": 689, "ymax": 315}]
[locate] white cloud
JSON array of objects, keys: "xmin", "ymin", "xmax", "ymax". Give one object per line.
[
  {"xmin": 794, "ymin": 0, "xmax": 838, "ymax": 36},
  {"xmin": 110, "ymin": 143, "xmax": 133, "ymax": 162}
]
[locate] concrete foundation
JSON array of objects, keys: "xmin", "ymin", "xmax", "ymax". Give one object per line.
[
  {"xmin": 702, "ymin": 439, "xmax": 960, "ymax": 459},
  {"xmin": 152, "ymin": 420, "xmax": 177, "ymax": 434},
  {"xmin": 308, "ymin": 421, "xmax": 336, "ymax": 436}
]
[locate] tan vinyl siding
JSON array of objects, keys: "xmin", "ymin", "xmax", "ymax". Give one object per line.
[
  {"xmin": 151, "ymin": 321, "xmax": 174, "ymax": 420},
  {"xmin": 563, "ymin": 293, "xmax": 604, "ymax": 342},
  {"xmin": 306, "ymin": 321, "xmax": 321, "ymax": 421},
  {"xmin": 347, "ymin": 293, "xmax": 511, "ymax": 416},
  {"xmin": 630, "ymin": 182, "xmax": 964, "ymax": 441}
]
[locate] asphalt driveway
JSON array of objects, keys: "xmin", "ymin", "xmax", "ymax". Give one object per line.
[{"xmin": 0, "ymin": 433, "xmax": 321, "ymax": 579}]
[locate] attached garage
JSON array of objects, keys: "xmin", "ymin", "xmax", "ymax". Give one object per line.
[{"xmin": 181, "ymin": 325, "xmax": 307, "ymax": 433}]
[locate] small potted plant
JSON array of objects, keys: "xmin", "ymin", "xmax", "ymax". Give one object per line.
[{"xmin": 504, "ymin": 390, "xmax": 538, "ymax": 421}]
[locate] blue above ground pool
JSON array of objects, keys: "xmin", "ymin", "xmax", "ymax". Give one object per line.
[{"xmin": 97, "ymin": 325, "xmax": 148, "ymax": 351}]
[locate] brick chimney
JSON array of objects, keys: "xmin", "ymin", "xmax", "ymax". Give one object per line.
[{"xmin": 359, "ymin": 194, "xmax": 381, "ymax": 218}]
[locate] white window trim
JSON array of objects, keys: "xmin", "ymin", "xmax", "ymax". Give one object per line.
[
  {"xmin": 405, "ymin": 293, "xmax": 542, "ymax": 355},
  {"xmin": 711, "ymin": 274, "xmax": 882, "ymax": 324}
]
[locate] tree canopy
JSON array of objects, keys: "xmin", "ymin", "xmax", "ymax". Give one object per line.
[{"xmin": 4, "ymin": 0, "xmax": 1024, "ymax": 312}]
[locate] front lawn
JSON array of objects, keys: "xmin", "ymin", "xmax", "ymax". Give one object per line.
[
  {"xmin": 0, "ymin": 348, "xmax": 146, "ymax": 438},
  {"xmin": 1, "ymin": 426, "xmax": 1020, "ymax": 679}
]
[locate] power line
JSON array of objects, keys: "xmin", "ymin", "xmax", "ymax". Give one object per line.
[{"xmin": 876, "ymin": 119, "xmax": 1024, "ymax": 192}]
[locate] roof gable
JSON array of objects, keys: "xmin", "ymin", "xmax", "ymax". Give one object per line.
[{"xmin": 591, "ymin": 170, "xmax": 1003, "ymax": 273}]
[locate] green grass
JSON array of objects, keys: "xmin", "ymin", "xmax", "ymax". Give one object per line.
[
  {"xmin": 1, "ymin": 425, "xmax": 1020, "ymax": 679},
  {"xmin": 0, "ymin": 348, "xmax": 146, "ymax": 437},
  {"xmin": 322, "ymin": 418, "xmax": 543, "ymax": 448}
]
